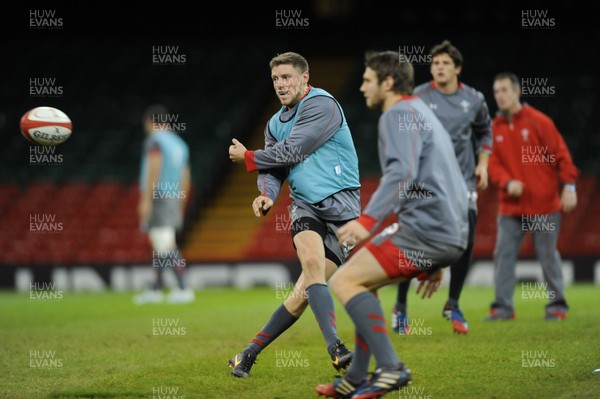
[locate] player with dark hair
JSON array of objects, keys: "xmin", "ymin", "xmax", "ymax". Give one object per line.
[
  {"xmin": 227, "ymin": 51, "xmax": 360, "ymax": 378},
  {"xmin": 134, "ymin": 104, "xmax": 194, "ymax": 305},
  {"xmin": 392, "ymin": 40, "xmax": 493, "ymax": 335},
  {"xmin": 315, "ymin": 50, "xmax": 468, "ymax": 398}
]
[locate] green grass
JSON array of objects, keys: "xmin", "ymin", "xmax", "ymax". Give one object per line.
[{"xmin": 1, "ymin": 284, "xmax": 599, "ymax": 398}]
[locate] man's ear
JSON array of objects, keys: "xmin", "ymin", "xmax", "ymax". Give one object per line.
[{"xmin": 382, "ymin": 75, "xmax": 395, "ymax": 92}]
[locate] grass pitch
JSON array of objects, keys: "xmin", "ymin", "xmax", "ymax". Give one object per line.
[{"xmin": 1, "ymin": 283, "xmax": 599, "ymax": 398}]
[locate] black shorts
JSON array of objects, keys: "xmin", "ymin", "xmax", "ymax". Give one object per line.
[{"xmin": 289, "ymin": 204, "xmax": 352, "ymax": 267}]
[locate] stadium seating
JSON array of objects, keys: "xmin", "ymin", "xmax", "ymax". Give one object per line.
[
  {"xmin": 0, "ymin": 38, "xmax": 272, "ymax": 266},
  {"xmin": 240, "ymin": 174, "xmax": 600, "ymax": 262},
  {"xmin": 1, "ymin": 173, "xmax": 595, "ymax": 265}
]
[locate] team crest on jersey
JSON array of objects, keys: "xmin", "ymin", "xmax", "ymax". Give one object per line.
[
  {"xmin": 428, "ymin": 103, "xmax": 438, "ymax": 110},
  {"xmin": 460, "ymin": 100, "xmax": 470, "ymax": 113},
  {"xmin": 495, "ymin": 135, "xmax": 504, "ymax": 143},
  {"xmin": 521, "ymin": 129, "xmax": 529, "ymax": 142}
]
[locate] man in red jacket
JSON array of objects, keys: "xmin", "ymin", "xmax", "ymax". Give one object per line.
[{"xmin": 486, "ymin": 72, "xmax": 578, "ymax": 320}]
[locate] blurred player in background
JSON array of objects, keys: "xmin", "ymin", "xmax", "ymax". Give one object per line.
[
  {"xmin": 392, "ymin": 40, "xmax": 493, "ymax": 335},
  {"xmin": 228, "ymin": 51, "xmax": 360, "ymax": 378},
  {"xmin": 485, "ymin": 73, "xmax": 578, "ymax": 320},
  {"xmin": 315, "ymin": 50, "xmax": 468, "ymax": 399},
  {"xmin": 134, "ymin": 104, "xmax": 194, "ymax": 305}
]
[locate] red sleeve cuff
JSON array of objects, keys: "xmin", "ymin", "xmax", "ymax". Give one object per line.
[
  {"xmin": 415, "ymin": 272, "xmax": 429, "ymax": 281},
  {"xmin": 244, "ymin": 150, "xmax": 257, "ymax": 172},
  {"xmin": 356, "ymin": 214, "xmax": 377, "ymax": 232}
]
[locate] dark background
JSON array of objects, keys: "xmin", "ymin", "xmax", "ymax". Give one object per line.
[{"xmin": 2, "ymin": 1, "xmax": 598, "ymax": 178}]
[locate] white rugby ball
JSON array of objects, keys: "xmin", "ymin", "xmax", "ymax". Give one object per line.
[{"xmin": 20, "ymin": 106, "xmax": 72, "ymax": 146}]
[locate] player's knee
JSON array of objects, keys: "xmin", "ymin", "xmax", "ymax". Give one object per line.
[
  {"xmin": 329, "ymin": 272, "xmax": 346, "ymax": 298},
  {"xmin": 148, "ymin": 227, "xmax": 176, "ymax": 252},
  {"xmin": 300, "ymin": 253, "xmax": 324, "ymax": 272}
]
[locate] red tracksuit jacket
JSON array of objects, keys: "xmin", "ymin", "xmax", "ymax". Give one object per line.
[{"xmin": 489, "ymin": 104, "xmax": 579, "ymax": 215}]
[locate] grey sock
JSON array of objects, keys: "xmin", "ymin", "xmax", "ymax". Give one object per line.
[
  {"xmin": 346, "ymin": 291, "xmax": 400, "ymax": 369},
  {"xmin": 152, "ymin": 267, "xmax": 164, "ymax": 290},
  {"xmin": 344, "ymin": 330, "xmax": 371, "ymax": 384},
  {"xmin": 170, "ymin": 250, "xmax": 187, "ymax": 289},
  {"xmin": 306, "ymin": 283, "xmax": 339, "ymax": 350},
  {"xmin": 246, "ymin": 304, "xmax": 298, "ymax": 356}
]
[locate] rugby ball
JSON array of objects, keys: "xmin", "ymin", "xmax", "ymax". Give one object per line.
[{"xmin": 20, "ymin": 106, "xmax": 72, "ymax": 146}]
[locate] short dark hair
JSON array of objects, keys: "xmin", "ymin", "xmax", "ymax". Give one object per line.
[
  {"xmin": 143, "ymin": 104, "xmax": 170, "ymax": 124},
  {"xmin": 269, "ymin": 52, "xmax": 309, "ymax": 73},
  {"xmin": 364, "ymin": 50, "xmax": 414, "ymax": 95},
  {"xmin": 430, "ymin": 40, "xmax": 463, "ymax": 68},
  {"xmin": 494, "ymin": 72, "xmax": 520, "ymax": 89}
]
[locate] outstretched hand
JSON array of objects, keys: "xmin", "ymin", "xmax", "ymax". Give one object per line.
[
  {"xmin": 229, "ymin": 138, "xmax": 247, "ymax": 163},
  {"xmin": 416, "ymin": 269, "xmax": 444, "ymax": 299}
]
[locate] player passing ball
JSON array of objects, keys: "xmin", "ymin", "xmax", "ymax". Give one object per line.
[{"xmin": 227, "ymin": 51, "xmax": 361, "ymax": 378}]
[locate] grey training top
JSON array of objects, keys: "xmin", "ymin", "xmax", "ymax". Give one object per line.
[
  {"xmin": 413, "ymin": 81, "xmax": 493, "ymax": 194},
  {"xmin": 255, "ymin": 95, "xmax": 361, "ymax": 222},
  {"xmin": 362, "ymin": 96, "xmax": 468, "ymax": 249}
]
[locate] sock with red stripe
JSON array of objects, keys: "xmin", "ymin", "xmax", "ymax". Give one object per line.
[
  {"xmin": 345, "ymin": 291, "xmax": 400, "ymax": 369},
  {"xmin": 245, "ymin": 304, "xmax": 298, "ymax": 356},
  {"xmin": 344, "ymin": 330, "xmax": 371, "ymax": 384},
  {"xmin": 306, "ymin": 283, "xmax": 339, "ymax": 351}
]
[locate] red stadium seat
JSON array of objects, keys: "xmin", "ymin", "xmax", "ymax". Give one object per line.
[{"xmin": 1, "ymin": 176, "xmax": 599, "ymax": 266}]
